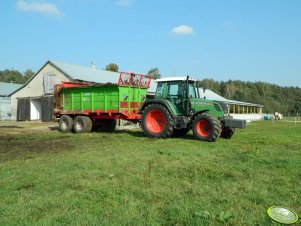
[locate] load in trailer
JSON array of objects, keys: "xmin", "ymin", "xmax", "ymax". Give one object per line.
[{"xmin": 54, "ymin": 73, "xmax": 246, "ymax": 142}]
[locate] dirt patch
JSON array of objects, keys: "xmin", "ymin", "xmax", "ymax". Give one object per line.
[
  {"xmin": 0, "ymin": 138, "xmax": 75, "ymax": 163},
  {"xmin": 0, "ymin": 121, "xmax": 75, "ymax": 163},
  {"xmin": 0, "ymin": 121, "xmax": 59, "ymax": 134}
]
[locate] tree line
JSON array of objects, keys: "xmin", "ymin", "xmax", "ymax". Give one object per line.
[
  {"xmin": 0, "ymin": 69, "xmax": 35, "ymax": 84},
  {"xmin": 2, "ymin": 66, "xmax": 299, "ymax": 115},
  {"xmin": 197, "ymin": 78, "xmax": 301, "ymax": 115}
]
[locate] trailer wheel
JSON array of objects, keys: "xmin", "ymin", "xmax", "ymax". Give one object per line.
[
  {"xmin": 59, "ymin": 115, "xmax": 73, "ymax": 133},
  {"xmin": 74, "ymin": 116, "xmax": 92, "ymax": 133},
  {"xmin": 192, "ymin": 113, "xmax": 221, "ymax": 142},
  {"xmin": 141, "ymin": 104, "xmax": 174, "ymax": 138},
  {"xmin": 94, "ymin": 119, "xmax": 117, "ymax": 132},
  {"xmin": 172, "ymin": 128, "xmax": 190, "ymax": 137},
  {"xmin": 220, "ymin": 127, "xmax": 235, "ymax": 139}
]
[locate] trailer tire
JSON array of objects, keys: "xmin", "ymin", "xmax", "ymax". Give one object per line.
[
  {"xmin": 192, "ymin": 113, "xmax": 221, "ymax": 142},
  {"xmin": 59, "ymin": 115, "xmax": 73, "ymax": 133},
  {"xmin": 74, "ymin": 115, "xmax": 92, "ymax": 133},
  {"xmin": 172, "ymin": 128, "xmax": 190, "ymax": 137},
  {"xmin": 141, "ymin": 104, "xmax": 174, "ymax": 138},
  {"xmin": 220, "ymin": 127, "xmax": 235, "ymax": 139}
]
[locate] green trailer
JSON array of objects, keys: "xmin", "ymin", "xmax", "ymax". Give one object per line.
[{"xmin": 54, "ymin": 72, "xmax": 151, "ymax": 133}]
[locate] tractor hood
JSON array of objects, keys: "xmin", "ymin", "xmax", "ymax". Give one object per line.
[{"xmin": 190, "ymin": 98, "xmax": 225, "ymax": 118}]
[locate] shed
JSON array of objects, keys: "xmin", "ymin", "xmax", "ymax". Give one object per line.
[
  {"xmin": 10, "ymin": 60, "xmax": 156, "ymax": 121},
  {"xmin": 0, "ymin": 82, "xmax": 23, "ymax": 120},
  {"xmin": 199, "ymin": 88, "xmax": 263, "ymax": 121}
]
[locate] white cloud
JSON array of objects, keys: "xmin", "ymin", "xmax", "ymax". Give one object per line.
[
  {"xmin": 114, "ymin": 0, "xmax": 135, "ymax": 6},
  {"xmin": 171, "ymin": 25, "xmax": 194, "ymax": 35},
  {"xmin": 16, "ymin": 0, "xmax": 63, "ymax": 17}
]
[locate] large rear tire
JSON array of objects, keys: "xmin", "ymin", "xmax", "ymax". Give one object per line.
[
  {"xmin": 73, "ymin": 115, "xmax": 92, "ymax": 133},
  {"xmin": 141, "ymin": 104, "xmax": 174, "ymax": 138},
  {"xmin": 59, "ymin": 115, "xmax": 73, "ymax": 133},
  {"xmin": 192, "ymin": 113, "xmax": 221, "ymax": 142},
  {"xmin": 220, "ymin": 127, "xmax": 235, "ymax": 139}
]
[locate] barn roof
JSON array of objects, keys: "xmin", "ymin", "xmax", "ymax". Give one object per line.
[
  {"xmin": 50, "ymin": 60, "xmax": 120, "ymax": 84},
  {"xmin": 10, "ymin": 60, "xmax": 157, "ymax": 95},
  {"xmin": 0, "ymin": 82, "xmax": 23, "ymax": 96},
  {"xmin": 198, "ymin": 88, "xmax": 263, "ymax": 107}
]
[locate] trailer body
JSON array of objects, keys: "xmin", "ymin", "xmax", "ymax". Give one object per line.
[
  {"xmin": 58, "ymin": 85, "xmax": 146, "ymax": 119},
  {"xmin": 54, "ymin": 72, "xmax": 151, "ymax": 133}
]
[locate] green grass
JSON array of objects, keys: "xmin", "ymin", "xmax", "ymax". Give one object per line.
[{"xmin": 1, "ymin": 121, "xmax": 300, "ymax": 225}]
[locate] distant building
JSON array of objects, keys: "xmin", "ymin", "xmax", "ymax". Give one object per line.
[
  {"xmin": 0, "ymin": 82, "xmax": 23, "ymax": 120},
  {"xmin": 10, "ymin": 60, "xmax": 156, "ymax": 121},
  {"xmin": 199, "ymin": 88, "xmax": 263, "ymax": 121}
]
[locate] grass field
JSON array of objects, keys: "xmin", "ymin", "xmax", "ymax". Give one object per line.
[{"xmin": 0, "ymin": 120, "xmax": 300, "ymax": 225}]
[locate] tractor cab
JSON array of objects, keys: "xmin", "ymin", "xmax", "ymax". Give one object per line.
[
  {"xmin": 154, "ymin": 77, "xmax": 224, "ymax": 118},
  {"xmin": 154, "ymin": 77, "xmax": 196, "ymax": 115}
]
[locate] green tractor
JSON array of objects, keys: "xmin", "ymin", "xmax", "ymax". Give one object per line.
[{"xmin": 140, "ymin": 76, "xmax": 246, "ymax": 142}]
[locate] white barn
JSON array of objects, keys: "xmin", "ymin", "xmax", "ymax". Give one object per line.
[{"xmin": 10, "ymin": 60, "xmax": 136, "ymax": 121}]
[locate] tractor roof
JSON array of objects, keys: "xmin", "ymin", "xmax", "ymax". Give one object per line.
[{"xmin": 155, "ymin": 77, "xmax": 197, "ymax": 83}]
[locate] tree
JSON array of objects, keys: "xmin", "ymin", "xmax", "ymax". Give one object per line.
[
  {"xmin": 105, "ymin": 63, "xmax": 119, "ymax": 72},
  {"xmin": 0, "ymin": 68, "xmax": 35, "ymax": 84},
  {"xmin": 23, "ymin": 69, "xmax": 35, "ymax": 83},
  {"xmin": 0, "ymin": 69, "xmax": 23, "ymax": 84},
  {"xmin": 147, "ymin": 68, "xmax": 161, "ymax": 79}
]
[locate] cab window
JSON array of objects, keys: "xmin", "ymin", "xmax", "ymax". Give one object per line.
[
  {"xmin": 167, "ymin": 82, "xmax": 182, "ymax": 97},
  {"xmin": 188, "ymin": 83, "xmax": 196, "ymax": 98},
  {"xmin": 155, "ymin": 83, "xmax": 164, "ymax": 97}
]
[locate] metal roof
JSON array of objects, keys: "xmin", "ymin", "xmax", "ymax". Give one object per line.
[
  {"xmin": 198, "ymin": 88, "xmax": 263, "ymax": 107},
  {"xmin": 0, "ymin": 82, "xmax": 23, "ymax": 96},
  {"xmin": 10, "ymin": 60, "xmax": 158, "ymax": 96},
  {"xmin": 156, "ymin": 76, "xmax": 197, "ymax": 82},
  {"xmin": 50, "ymin": 60, "xmax": 120, "ymax": 84}
]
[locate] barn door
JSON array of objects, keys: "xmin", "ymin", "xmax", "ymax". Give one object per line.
[
  {"xmin": 41, "ymin": 95, "xmax": 54, "ymax": 122},
  {"xmin": 17, "ymin": 98, "xmax": 30, "ymax": 121}
]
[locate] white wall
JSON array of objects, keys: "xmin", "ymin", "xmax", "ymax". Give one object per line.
[
  {"xmin": 230, "ymin": 113, "xmax": 263, "ymax": 122},
  {"xmin": 30, "ymin": 99, "xmax": 41, "ymax": 120},
  {"xmin": 11, "ymin": 63, "xmax": 69, "ymax": 120},
  {"xmin": 0, "ymin": 97, "xmax": 11, "ymax": 120}
]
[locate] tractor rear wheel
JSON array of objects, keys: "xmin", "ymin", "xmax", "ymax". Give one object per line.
[
  {"xmin": 192, "ymin": 113, "xmax": 221, "ymax": 142},
  {"xmin": 73, "ymin": 115, "xmax": 92, "ymax": 133},
  {"xmin": 172, "ymin": 128, "xmax": 190, "ymax": 137},
  {"xmin": 220, "ymin": 127, "xmax": 235, "ymax": 139},
  {"xmin": 59, "ymin": 115, "xmax": 73, "ymax": 133},
  {"xmin": 141, "ymin": 104, "xmax": 174, "ymax": 138}
]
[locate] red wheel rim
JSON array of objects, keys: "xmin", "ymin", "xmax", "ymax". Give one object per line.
[
  {"xmin": 196, "ymin": 119, "xmax": 211, "ymax": 137},
  {"xmin": 146, "ymin": 110, "xmax": 166, "ymax": 133}
]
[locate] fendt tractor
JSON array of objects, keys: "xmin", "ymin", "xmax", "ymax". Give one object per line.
[{"xmin": 54, "ymin": 72, "xmax": 246, "ymax": 142}]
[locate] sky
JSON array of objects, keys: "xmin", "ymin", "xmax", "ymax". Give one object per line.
[{"xmin": 1, "ymin": 0, "xmax": 301, "ymax": 87}]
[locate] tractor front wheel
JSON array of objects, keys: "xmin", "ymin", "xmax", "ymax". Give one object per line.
[
  {"xmin": 141, "ymin": 104, "xmax": 174, "ymax": 138},
  {"xmin": 73, "ymin": 115, "xmax": 92, "ymax": 133},
  {"xmin": 192, "ymin": 113, "xmax": 221, "ymax": 142},
  {"xmin": 220, "ymin": 127, "xmax": 235, "ymax": 139}
]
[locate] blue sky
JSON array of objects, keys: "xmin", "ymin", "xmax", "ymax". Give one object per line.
[{"xmin": 1, "ymin": 0, "xmax": 300, "ymax": 87}]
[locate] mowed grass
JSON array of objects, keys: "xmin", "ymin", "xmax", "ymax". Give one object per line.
[{"xmin": 0, "ymin": 121, "xmax": 300, "ymax": 225}]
